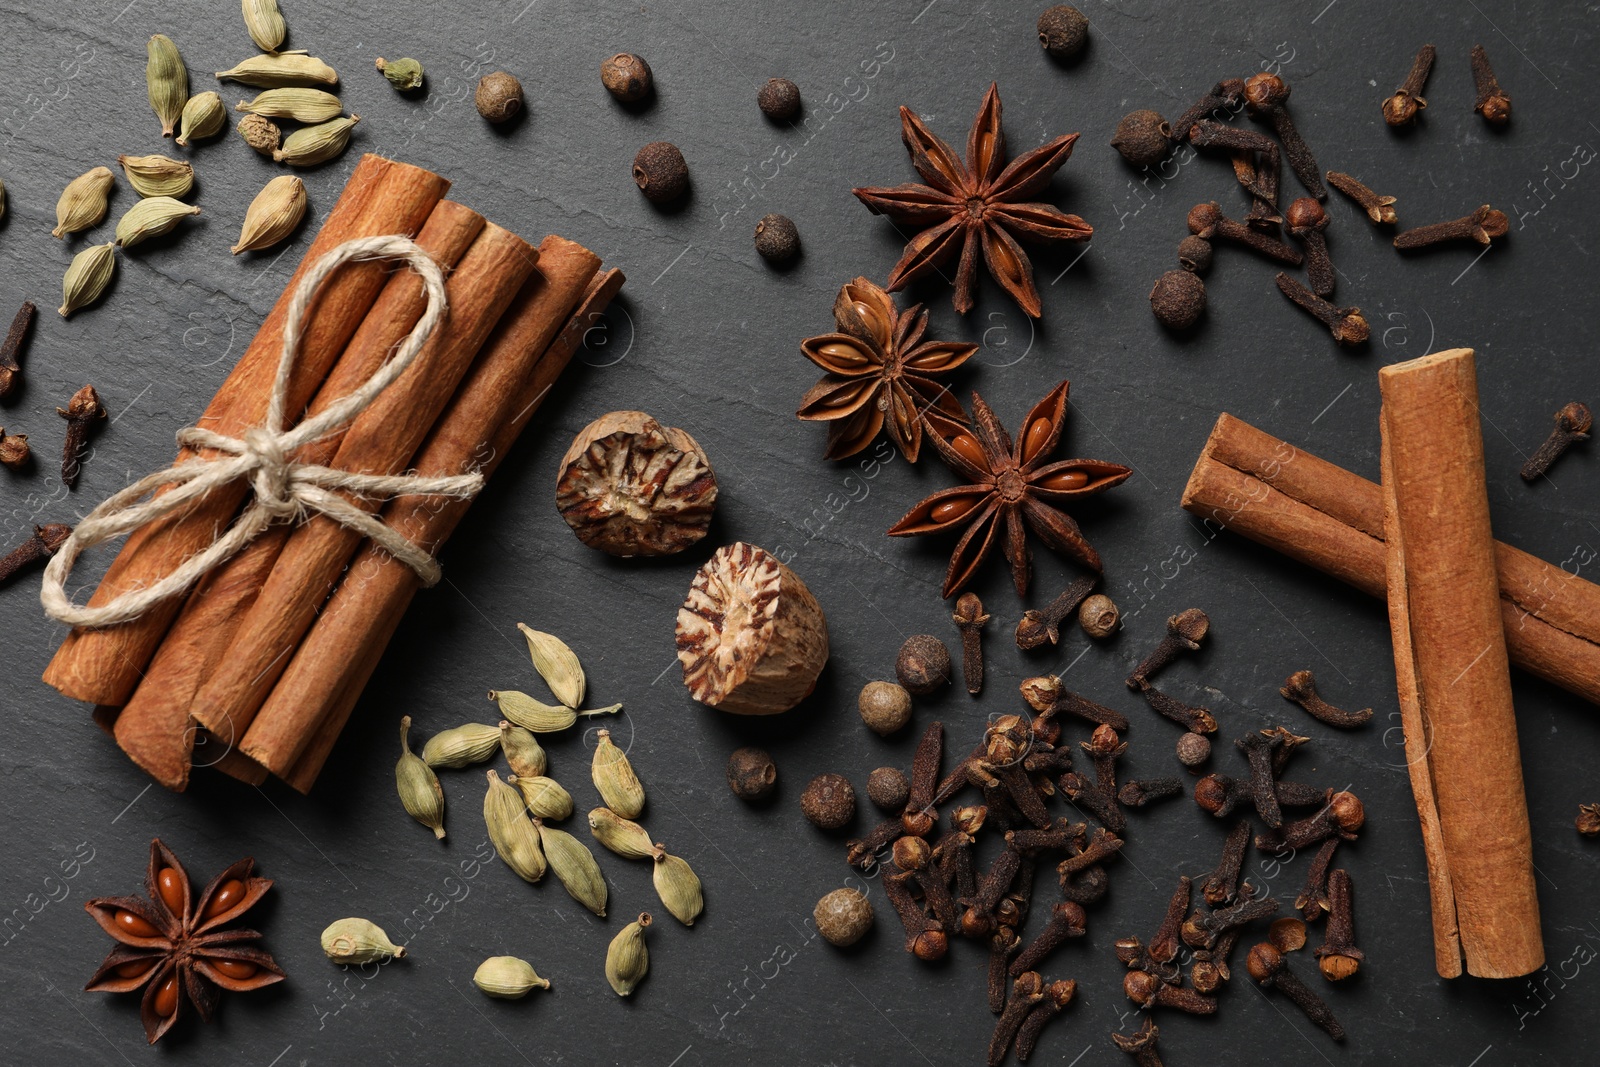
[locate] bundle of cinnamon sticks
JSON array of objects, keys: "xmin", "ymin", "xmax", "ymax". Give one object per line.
[{"xmin": 46, "ymin": 154, "xmax": 624, "ymax": 795}]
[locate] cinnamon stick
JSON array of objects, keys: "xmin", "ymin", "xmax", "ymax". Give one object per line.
[
  {"xmin": 112, "ymin": 199, "xmax": 487, "ymax": 790},
  {"xmin": 1181, "ymin": 413, "xmax": 1600, "ymax": 705},
  {"xmin": 1380, "ymin": 349, "xmax": 1541, "ymax": 979},
  {"xmin": 279, "ymin": 253, "xmax": 619, "ymax": 792},
  {"xmin": 44, "ymin": 156, "xmax": 451, "ymax": 707},
  {"xmin": 189, "ymin": 222, "xmax": 540, "ymax": 761}
]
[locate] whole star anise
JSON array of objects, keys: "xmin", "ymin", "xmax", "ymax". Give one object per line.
[
  {"xmin": 84, "ymin": 839, "xmax": 283, "ymax": 1044},
  {"xmin": 888, "ymin": 380, "xmax": 1130, "ymax": 598},
  {"xmin": 853, "ymin": 82, "xmax": 1093, "ymax": 318},
  {"xmin": 797, "ymin": 276, "xmax": 977, "ymax": 462}
]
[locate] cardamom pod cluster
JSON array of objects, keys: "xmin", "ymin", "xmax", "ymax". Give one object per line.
[
  {"xmin": 422, "ymin": 722, "xmax": 501, "ymax": 769},
  {"xmin": 241, "ymin": 0, "xmax": 287, "ymax": 53},
  {"xmin": 59, "ymin": 243, "xmax": 116, "ymax": 318},
  {"xmin": 321, "ymin": 917, "xmax": 406, "ymax": 964},
  {"xmin": 535, "ymin": 818, "xmax": 608, "ymax": 916},
  {"xmin": 484, "ymin": 769, "xmax": 546, "ymax": 883},
  {"xmin": 376, "ymin": 57, "xmax": 425, "ymax": 91},
  {"xmin": 53, "ymin": 166, "xmax": 115, "ymax": 238},
  {"xmin": 237, "ymin": 113, "xmax": 282, "ymax": 155},
  {"xmin": 499, "ymin": 721, "xmax": 547, "ymax": 778},
  {"xmin": 508, "ymin": 774, "xmax": 573, "ymax": 821},
  {"xmin": 519, "ymin": 624, "xmax": 587, "ymax": 707},
  {"xmin": 395, "ymin": 716, "xmax": 446, "ymax": 839},
  {"xmin": 233, "ymin": 174, "xmax": 306, "ymax": 255},
  {"xmin": 591, "ymin": 729, "xmax": 646, "ymax": 818},
  {"xmin": 236, "ymin": 87, "xmax": 345, "ymax": 123},
  {"xmin": 216, "ymin": 53, "xmax": 340, "ymax": 88},
  {"xmin": 118, "ymin": 154, "xmax": 194, "ymax": 199},
  {"xmin": 273, "ymin": 115, "xmax": 359, "ymax": 167},
  {"xmin": 489, "ymin": 689, "xmax": 622, "ymax": 733},
  {"xmin": 175, "ymin": 91, "xmax": 227, "ymax": 146},
  {"xmin": 472, "ymin": 955, "xmax": 550, "ymax": 999},
  {"xmin": 114, "ymin": 196, "xmax": 200, "ymax": 249},
  {"xmin": 146, "ymin": 34, "xmax": 188, "ymax": 138},
  {"xmin": 605, "ymin": 914, "xmax": 652, "ymax": 996}
]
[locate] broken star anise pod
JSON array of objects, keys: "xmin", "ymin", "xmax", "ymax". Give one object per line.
[
  {"xmin": 853, "ymin": 82, "xmax": 1093, "ymax": 319},
  {"xmin": 84, "ymin": 838, "xmax": 284, "ymax": 1044},
  {"xmin": 889, "ymin": 380, "xmax": 1130, "ymax": 598},
  {"xmin": 797, "ymin": 276, "xmax": 977, "ymax": 462}
]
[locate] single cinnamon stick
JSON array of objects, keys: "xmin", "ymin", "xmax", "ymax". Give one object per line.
[
  {"xmin": 189, "ymin": 222, "xmax": 540, "ymax": 762},
  {"xmin": 1181, "ymin": 413, "xmax": 1600, "ymax": 705},
  {"xmin": 1379, "ymin": 348, "xmax": 1542, "ymax": 979},
  {"xmin": 44, "ymin": 155, "xmax": 451, "ymax": 707},
  {"xmin": 112, "ymin": 199, "xmax": 488, "ymax": 790},
  {"xmin": 280, "ymin": 254, "xmax": 619, "ymax": 792}
]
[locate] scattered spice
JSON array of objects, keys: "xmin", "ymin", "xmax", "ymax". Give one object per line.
[
  {"xmin": 727, "ymin": 746, "xmax": 778, "ymax": 801},
  {"xmin": 1013, "ymin": 979, "xmax": 1075, "ymax": 1062},
  {"xmin": 556, "ymin": 410, "xmax": 718, "ymax": 555},
  {"xmin": 1247, "ymin": 942, "xmax": 1345, "ymax": 1039},
  {"xmin": 1255, "ymin": 790, "xmax": 1365, "ymax": 851},
  {"xmin": 601, "ymin": 53, "xmax": 652, "ymax": 103},
  {"xmin": 1149, "ymin": 269, "xmax": 1205, "ymax": 330},
  {"xmin": 85, "ymin": 840, "xmax": 284, "ymax": 1044},
  {"xmin": 58, "ymin": 383, "xmax": 106, "ymax": 486},
  {"xmin": 114, "ymin": 196, "xmax": 201, "ymax": 249},
  {"xmin": 473, "ymin": 955, "xmax": 550, "ymax": 998},
  {"xmin": 1021, "ymin": 674, "xmax": 1129, "ymax": 730},
  {"xmin": 241, "ymin": 0, "xmax": 287, "ymax": 53},
  {"xmin": 1393, "ymin": 204, "xmax": 1508, "ymax": 250},
  {"xmin": 814, "ymin": 888, "xmax": 873, "ymax": 946},
  {"xmin": 1188, "ymin": 202, "xmax": 1302, "ymax": 264},
  {"xmin": 801, "ymin": 773, "xmax": 857, "ymax": 830},
  {"xmin": 1275, "ymin": 272, "xmax": 1369, "ymax": 345},
  {"xmin": 902, "ymin": 720, "xmax": 946, "ymax": 836},
  {"xmin": 1123, "ymin": 967, "xmax": 1216, "ymax": 1013},
  {"xmin": 375, "ymin": 57, "xmax": 425, "ymax": 92},
  {"xmin": 652, "ymin": 850, "xmax": 705, "ymax": 926},
  {"xmin": 1177, "ymin": 234, "xmax": 1213, "ymax": 274},
  {"xmin": 1175, "ymin": 731, "xmax": 1211, "ymax": 770},
  {"xmin": 1037, "ymin": 6, "xmax": 1088, "ymax": 59},
  {"xmin": 860, "ymin": 679, "xmax": 915, "ymax": 734},
  {"xmin": 1326, "ymin": 170, "xmax": 1398, "ymax": 225},
  {"xmin": 988, "ymin": 972, "xmax": 1047, "ymax": 1066},
  {"xmin": 507, "ymin": 774, "xmax": 572, "ymax": 821},
  {"xmin": 1141, "ymin": 685, "xmax": 1217, "ymax": 733},
  {"xmin": 1575, "ymin": 803, "xmax": 1600, "ymax": 836},
  {"xmin": 0, "ymin": 428, "xmax": 29, "ymax": 469},
  {"xmin": 1187, "ymin": 119, "xmax": 1281, "ymax": 215},
  {"xmin": 1110, "ymin": 109, "xmax": 1171, "ymax": 167},
  {"xmin": 632, "ymin": 141, "xmax": 689, "ymax": 202},
  {"xmin": 0, "ymin": 299, "xmax": 34, "ymax": 400},
  {"xmin": 53, "ymin": 166, "xmax": 115, "ymax": 239},
  {"xmin": 591, "ymin": 729, "xmax": 646, "ymax": 818},
  {"xmin": 1280, "ymin": 669, "xmax": 1373, "ymax": 727},
  {"xmin": 757, "ymin": 77, "xmax": 802, "ymax": 120},
  {"xmin": 1314, "ymin": 869, "xmax": 1363, "ymax": 980},
  {"xmin": 475, "ymin": 71, "xmax": 524, "ymax": 123},
  {"xmin": 1519, "ymin": 401, "xmax": 1591, "ymax": 481},
  {"xmin": 1471, "ymin": 45, "xmax": 1511, "ymax": 125},
  {"xmin": 754, "ymin": 212, "xmax": 800, "ymax": 263},
  {"xmin": 1170, "ymin": 78, "xmax": 1245, "ymax": 143},
  {"xmin": 535, "ymin": 817, "xmax": 609, "ymax": 916},
  {"xmin": 1127, "ymin": 608, "xmax": 1209, "ymax": 688},
  {"xmin": 867, "ymin": 766, "xmax": 910, "ymax": 810},
  {"xmin": 216, "ymin": 54, "xmax": 339, "ymax": 88},
  {"xmin": 952, "ymin": 592, "xmax": 990, "ymax": 695},
  {"xmin": 320, "ymin": 917, "xmax": 404, "ymax": 964},
  {"xmin": 605, "ymin": 913, "xmax": 651, "ymax": 995},
  {"xmin": 146, "ymin": 33, "xmax": 189, "ymax": 138},
  {"xmin": 896, "ymin": 635, "xmax": 953, "ymax": 695},
  {"xmin": 1383, "ymin": 44, "xmax": 1435, "ymax": 127},
  {"xmin": 1200, "ymin": 819, "xmax": 1251, "ymax": 906},
  {"xmin": 119, "ymin": 153, "xmax": 195, "ymax": 199},
  {"xmin": 0, "ymin": 523, "xmax": 71, "ymax": 585},
  {"xmin": 233, "ymin": 174, "xmax": 308, "ymax": 255},
  {"xmin": 1243, "ymin": 72, "xmax": 1324, "ymax": 199},
  {"xmin": 272, "ymin": 114, "xmax": 360, "ymax": 167},
  {"xmin": 852, "ymin": 82, "xmax": 1092, "ymax": 317},
  {"xmin": 1295, "ymin": 838, "xmax": 1339, "ymax": 919},
  {"xmin": 1016, "ymin": 576, "xmax": 1096, "ymax": 649},
  {"xmin": 484, "ymin": 770, "xmax": 546, "ymax": 883},
  {"xmin": 1077, "ymin": 593, "xmax": 1118, "ymax": 639},
  {"xmin": 176, "ymin": 91, "xmax": 227, "ymax": 146},
  {"xmin": 1111, "ymin": 1018, "xmax": 1164, "ymax": 1065},
  {"xmin": 237, "ymin": 113, "xmax": 282, "ymax": 155},
  {"xmin": 1286, "ymin": 198, "xmax": 1335, "ymax": 297},
  {"xmin": 395, "ymin": 716, "xmax": 446, "ymax": 839}
]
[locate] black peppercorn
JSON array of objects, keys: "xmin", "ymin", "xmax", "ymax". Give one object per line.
[
  {"xmin": 1149, "ymin": 269, "xmax": 1205, "ymax": 330},
  {"xmin": 754, "ymin": 213, "xmax": 800, "ymax": 263},
  {"xmin": 859, "ymin": 680, "xmax": 913, "ymax": 735},
  {"xmin": 801, "ymin": 773, "xmax": 856, "ymax": 830},
  {"xmin": 601, "ymin": 53, "xmax": 653, "ymax": 103},
  {"xmin": 632, "ymin": 141, "xmax": 689, "ymax": 203},
  {"xmin": 814, "ymin": 887, "xmax": 874, "ymax": 946},
  {"xmin": 475, "ymin": 71, "xmax": 524, "ymax": 124},
  {"xmin": 758, "ymin": 77, "xmax": 801, "ymax": 121},
  {"xmin": 867, "ymin": 767, "xmax": 911, "ymax": 811},
  {"xmin": 896, "ymin": 634, "xmax": 952, "ymax": 696},
  {"xmin": 1177, "ymin": 234, "xmax": 1213, "ymax": 274},
  {"xmin": 1111, "ymin": 109, "xmax": 1171, "ymax": 167},
  {"xmin": 726, "ymin": 746, "xmax": 778, "ymax": 801},
  {"xmin": 1037, "ymin": 6, "xmax": 1088, "ymax": 59}
]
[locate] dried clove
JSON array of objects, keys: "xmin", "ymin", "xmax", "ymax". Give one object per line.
[
  {"xmin": 1520, "ymin": 401, "xmax": 1591, "ymax": 481},
  {"xmin": 0, "ymin": 428, "xmax": 28, "ymax": 470},
  {"xmin": 1578, "ymin": 803, "xmax": 1600, "ymax": 837},
  {"xmin": 1007, "ymin": 818, "xmax": 1085, "ymax": 855},
  {"xmin": 988, "ymin": 926, "xmax": 1021, "ymax": 1012},
  {"xmin": 1314, "ymin": 869, "xmax": 1363, "ymax": 980},
  {"xmin": 1275, "ymin": 272, "xmax": 1369, "ymax": 344},
  {"xmin": 964, "ymin": 844, "xmax": 1024, "ymax": 938},
  {"xmin": 1056, "ymin": 826, "xmax": 1123, "ymax": 876},
  {"xmin": 1182, "ymin": 894, "xmax": 1279, "ymax": 951},
  {"xmin": 1285, "ymin": 198, "xmax": 1335, "ymax": 297},
  {"xmin": 1016, "ymin": 576, "xmax": 1096, "ymax": 649},
  {"xmin": 1255, "ymin": 791, "xmax": 1364, "ymax": 852},
  {"xmin": 1280, "ymin": 670, "xmax": 1373, "ymax": 727},
  {"xmin": 1014, "ymin": 979, "xmax": 1076, "ymax": 1062},
  {"xmin": 1149, "ymin": 877, "xmax": 1192, "ymax": 963},
  {"xmin": 1326, "ymin": 170, "xmax": 1399, "ymax": 225},
  {"xmin": 1246, "ymin": 942, "xmax": 1345, "ymax": 1040},
  {"xmin": 995, "ymin": 856, "xmax": 1036, "ymax": 931},
  {"xmin": 1010, "ymin": 900, "xmax": 1087, "ymax": 975},
  {"xmin": 1111, "ymin": 1018, "xmax": 1165, "ymax": 1066},
  {"xmin": 901, "ymin": 720, "xmax": 945, "ymax": 836},
  {"xmin": 1471, "ymin": 45, "xmax": 1511, "ymax": 125},
  {"xmin": 1235, "ymin": 732, "xmax": 1283, "ymax": 828},
  {"xmin": 952, "ymin": 592, "xmax": 990, "ymax": 695},
  {"xmin": 1382, "ymin": 44, "xmax": 1435, "ymax": 126},
  {"xmin": 1123, "ymin": 968, "xmax": 1217, "ymax": 1014},
  {"xmin": 883, "ymin": 869, "xmax": 947, "ymax": 961},
  {"xmin": 1022, "ymin": 675, "xmax": 1130, "ymax": 731},
  {"xmin": 846, "ymin": 818, "xmax": 904, "ymax": 869},
  {"xmin": 1188, "ymin": 203, "xmax": 1302, "ymax": 265},
  {"xmin": 1127, "ymin": 608, "xmax": 1211, "ymax": 688},
  {"xmin": 1188, "ymin": 119, "xmax": 1281, "ymax": 207},
  {"xmin": 1200, "ymin": 819, "xmax": 1252, "ymax": 906},
  {"xmin": 1195, "ymin": 773, "xmax": 1325, "ymax": 818},
  {"xmin": 1243, "ymin": 73, "xmax": 1325, "ymax": 199},
  {"xmin": 1118, "ymin": 778, "xmax": 1182, "ymax": 808},
  {"xmin": 57, "ymin": 383, "xmax": 106, "ymax": 488},
  {"xmin": 1295, "ymin": 838, "xmax": 1339, "ymax": 920},
  {"xmin": 1139, "ymin": 684, "xmax": 1218, "ymax": 734},
  {"xmin": 0, "ymin": 522, "xmax": 72, "ymax": 585},
  {"xmin": 1393, "ymin": 205, "xmax": 1509, "ymax": 250},
  {"xmin": 1060, "ymin": 772, "xmax": 1122, "ymax": 832},
  {"xmin": 1058, "ymin": 860, "xmax": 1109, "ymax": 905},
  {"xmin": 1260, "ymin": 725, "xmax": 1312, "ymax": 778},
  {"xmin": 936, "ymin": 828, "xmax": 979, "ymax": 900},
  {"xmin": 1170, "ymin": 78, "xmax": 1246, "ymax": 143},
  {"xmin": 0, "ymin": 300, "xmax": 36, "ymax": 401},
  {"xmin": 988, "ymin": 972, "xmax": 1046, "ymax": 1067}
]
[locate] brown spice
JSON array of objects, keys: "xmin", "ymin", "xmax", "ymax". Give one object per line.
[
  {"xmin": 800, "ymin": 773, "xmax": 856, "ymax": 830},
  {"xmin": 0, "ymin": 523, "xmax": 71, "ymax": 585},
  {"xmin": 0, "ymin": 428, "xmax": 29, "ymax": 470},
  {"xmin": 1519, "ymin": 401, "xmax": 1591, "ymax": 481},
  {"xmin": 475, "ymin": 71, "xmax": 523, "ymax": 123},
  {"xmin": 754, "ymin": 213, "xmax": 800, "ymax": 263},
  {"xmin": 1037, "ymin": 6, "xmax": 1088, "ymax": 59},
  {"xmin": 601, "ymin": 53, "xmax": 653, "ymax": 103},
  {"xmin": 0, "ymin": 299, "xmax": 35, "ymax": 400},
  {"xmin": 1471, "ymin": 45, "xmax": 1511, "ymax": 124},
  {"xmin": 813, "ymin": 887, "xmax": 873, "ymax": 946},
  {"xmin": 1149, "ymin": 270, "xmax": 1205, "ymax": 330},
  {"xmin": 952, "ymin": 593, "xmax": 989, "ymax": 695},
  {"xmin": 757, "ymin": 78, "xmax": 801, "ymax": 120},
  {"xmin": 1111, "ymin": 109, "xmax": 1171, "ymax": 167},
  {"xmin": 867, "ymin": 766, "xmax": 910, "ymax": 810},
  {"xmin": 726, "ymin": 747, "xmax": 777, "ymax": 801},
  {"xmin": 632, "ymin": 142, "xmax": 688, "ymax": 203},
  {"xmin": 1326, "ymin": 170, "xmax": 1399, "ymax": 225},
  {"xmin": 1077, "ymin": 595, "xmax": 1117, "ymax": 637},
  {"xmin": 58, "ymin": 383, "xmax": 106, "ymax": 488},
  {"xmin": 859, "ymin": 680, "xmax": 914, "ymax": 734},
  {"xmin": 896, "ymin": 635, "xmax": 952, "ymax": 696},
  {"xmin": 1383, "ymin": 44, "xmax": 1435, "ymax": 126}
]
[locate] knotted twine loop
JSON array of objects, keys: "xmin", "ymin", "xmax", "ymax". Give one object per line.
[{"xmin": 40, "ymin": 234, "xmax": 485, "ymax": 629}]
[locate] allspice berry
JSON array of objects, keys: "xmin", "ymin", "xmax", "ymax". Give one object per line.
[
  {"xmin": 476, "ymin": 71, "xmax": 524, "ymax": 123},
  {"xmin": 726, "ymin": 746, "xmax": 777, "ymax": 801},
  {"xmin": 1150, "ymin": 269, "xmax": 1206, "ymax": 330},
  {"xmin": 754, "ymin": 213, "xmax": 799, "ymax": 263},
  {"xmin": 1178, "ymin": 234, "xmax": 1214, "ymax": 274},
  {"xmin": 800, "ymin": 773, "xmax": 856, "ymax": 830},
  {"xmin": 1111, "ymin": 108, "xmax": 1172, "ymax": 167},
  {"xmin": 866, "ymin": 767, "xmax": 910, "ymax": 811},
  {"xmin": 858, "ymin": 680, "xmax": 913, "ymax": 736},
  {"xmin": 1079, "ymin": 593, "xmax": 1120, "ymax": 639},
  {"xmin": 1037, "ymin": 6, "xmax": 1089, "ymax": 59},
  {"xmin": 1176, "ymin": 731, "xmax": 1212, "ymax": 769},
  {"xmin": 601, "ymin": 53, "xmax": 653, "ymax": 102},
  {"xmin": 896, "ymin": 634, "xmax": 952, "ymax": 696},
  {"xmin": 757, "ymin": 77, "xmax": 801, "ymax": 120},
  {"xmin": 632, "ymin": 141, "xmax": 688, "ymax": 203},
  {"xmin": 813, "ymin": 887, "xmax": 873, "ymax": 947}
]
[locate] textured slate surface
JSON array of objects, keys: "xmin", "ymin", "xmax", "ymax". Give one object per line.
[{"xmin": 1, "ymin": 1, "xmax": 1596, "ymax": 1064}]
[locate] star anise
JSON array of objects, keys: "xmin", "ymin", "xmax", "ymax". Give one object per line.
[
  {"xmin": 888, "ymin": 380, "xmax": 1130, "ymax": 598},
  {"xmin": 797, "ymin": 276, "xmax": 977, "ymax": 462},
  {"xmin": 853, "ymin": 82, "xmax": 1093, "ymax": 319},
  {"xmin": 84, "ymin": 839, "xmax": 284, "ymax": 1044}
]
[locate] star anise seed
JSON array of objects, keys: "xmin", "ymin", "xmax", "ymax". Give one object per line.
[
  {"xmin": 853, "ymin": 82, "xmax": 1093, "ymax": 318},
  {"xmin": 888, "ymin": 380, "xmax": 1130, "ymax": 598}
]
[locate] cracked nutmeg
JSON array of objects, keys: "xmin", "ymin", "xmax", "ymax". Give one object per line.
[
  {"xmin": 888, "ymin": 380, "xmax": 1131, "ymax": 597},
  {"xmin": 852, "ymin": 82, "xmax": 1092, "ymax": 317},
  {"xmin": 555, "ymin": 410, "xmax": 718, "ymax": 557},
  {"xmin": 676, "ymin": 542, "xmax": 829, "ymax": 715},
  {"xmin": 84, "ymin": 839, "xmax": 284, "ymax": 1044}
]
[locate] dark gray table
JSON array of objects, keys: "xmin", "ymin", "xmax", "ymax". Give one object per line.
[{"xmin": 2, "ymin": 1, "xmax": 1594, "ymax": 1063}]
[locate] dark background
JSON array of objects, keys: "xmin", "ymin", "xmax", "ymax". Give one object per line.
[{"xmin": 1, "ymin": 1, "xmax": 1595, "ymax": 1064}]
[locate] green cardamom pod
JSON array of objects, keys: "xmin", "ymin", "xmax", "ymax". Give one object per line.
[
  {"xmin": 272, "ymin": 114, "xmax": 359, "ymax": 167},
  {"xmin": 146, "ymin": 34, "xmax": 189, "ymax": 138},
  {"xmin": 175, "ymin": 91, "xmax": 227, "ymax": 146},
  {"xmin": 535, "ymin": 818, "xmax": 608, "ymax": 916},
  {"xmin": 498, "ymin": 720, "xmax": 546, "ymax": 778},
  {"xmin": 651, "ymin": 851, "xmax": 704, "ymax": 926},
  {"xmin": 395, "ymin": 715, "xmax": 446, "ymax": 839},
  {"xmin": 320, "ymin": 917, "xmax": 406, "ymax": 963},
  {"xmin": 587, "ymin": 806, "xmax": 660, "ymax": 861},
  {"xmin": 488, "ymin": 689, "xmax": 622, "ymax": 733},
  {"xmin": 233, "ymin": 174, "xmax": 306, "ymax": 255},
  {"xmin": 507, "ymin": 774, "xmax": 573, "ymax": 821},
  {"xmin": 484, "ymin": 769, "xmax": 546, "ymax": 883},
  {"xmin": 53, "ymin": 166, "xmax": 115, "ymax": 239},
  {"xmin": 241, "ymin": 0, "xmax": 287, "ymax": 53},
  {"xmin": 215, "ymin": 52, "xmax": 339, "ymax": 88},
  {"xmin": 59, "ymin": 243, "xmax": 116, "ymax": 318},
  {"xmin": 605, "ymin": 913, "xmax": 652, "ymax": 996},
  {"xmin": 236, "ymin": 87, "xmax": 344, "ymax": 123},
  {"xmin": 472, "ymin": 955, "xmax": 550, "ymax": 999},
  {"xmin": 376, "ymin": 56, "xmax": 424, "ymax": 91},
  {"xmin": 591, "ymin": 729, "xmax": 646, "ymax": 818},
  {"xmin": 421, "ymin": 722, "xmax": 501, "ymax": 769},
  {"xmin": 114, "ymin": 196, "xmax": 200, "ymax": 249},
  {"xmin": 518, "ymin": 623, "xmax": 586, "ymax": 707},
  {"xmin": 117, "ymin": 154, "xmax": 194, "ymax": 199},
  {"xmin": 237, "ymin": 113, "xmax": 282, "ymax": 155}
]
